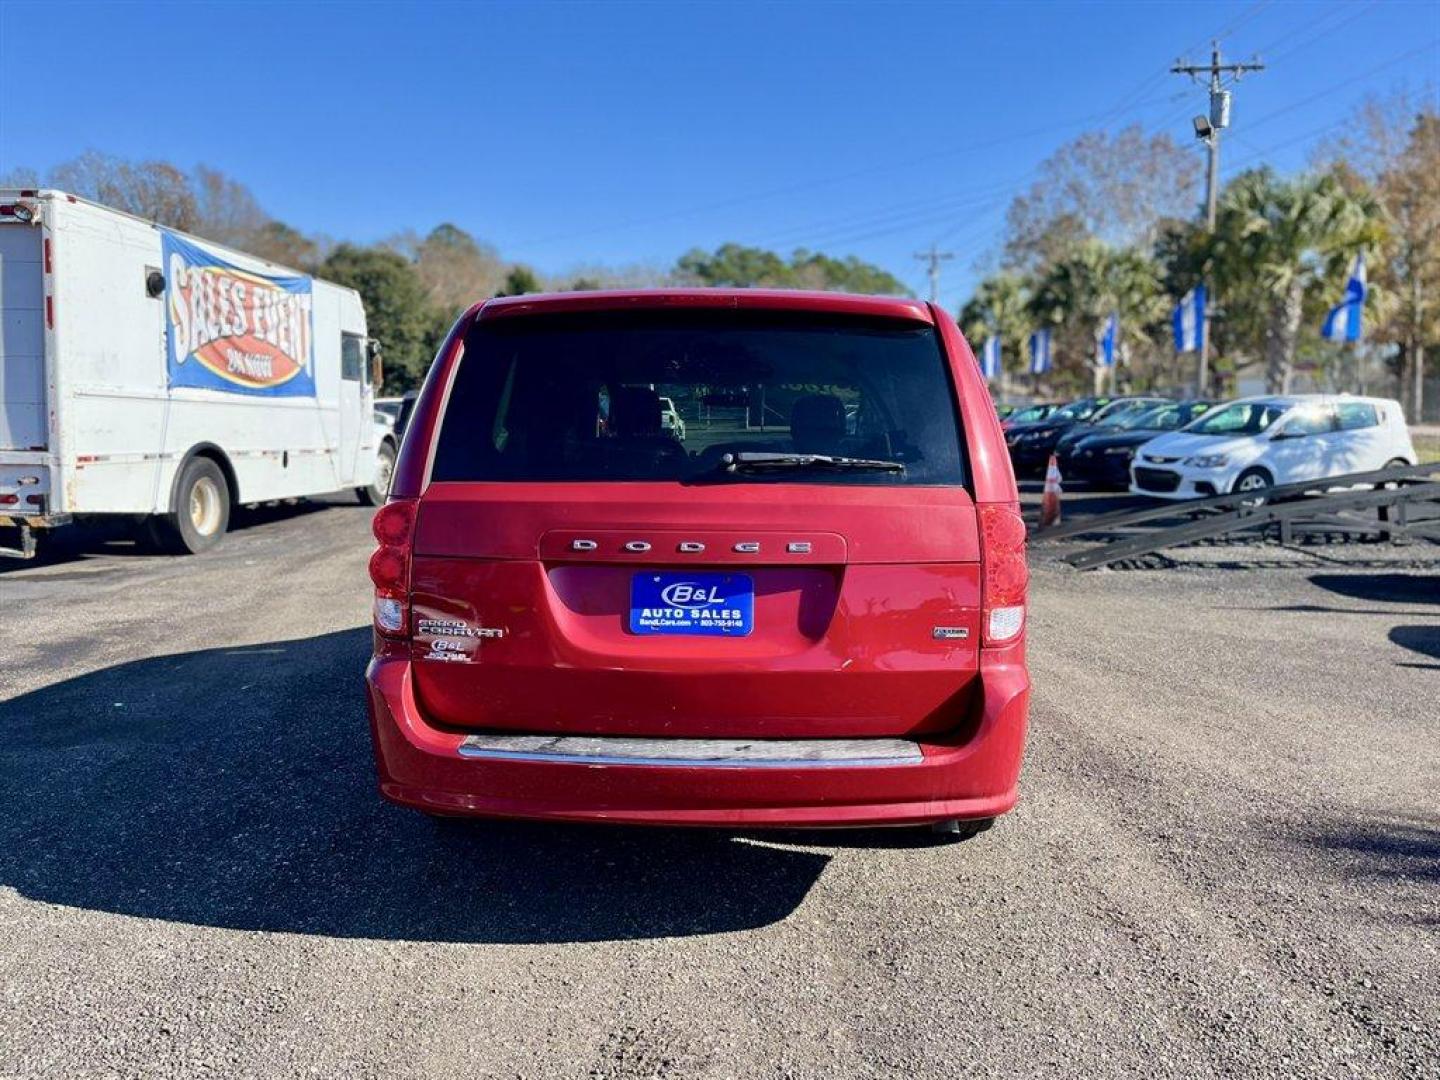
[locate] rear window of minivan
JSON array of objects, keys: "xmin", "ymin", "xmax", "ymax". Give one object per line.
[{"xmin": 429, "ymin": 309, "xmax": 966, "ymax": 486}]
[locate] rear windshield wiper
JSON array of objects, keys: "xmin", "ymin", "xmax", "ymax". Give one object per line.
[{"xmin": 719, "ymin": 452, "xmax": 906, "ymax": 474}]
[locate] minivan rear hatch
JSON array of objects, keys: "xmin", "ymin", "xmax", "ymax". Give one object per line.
[{"xmin": 409, "ymin": 305, "xmax": 981, "ymax": 740}]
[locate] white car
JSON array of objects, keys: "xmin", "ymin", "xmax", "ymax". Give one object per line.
[
  {"xmin": 659, "ymin": 396, "xmax": 687, "ymax": 441},
  {"xmin": 1130, "ymin": 395, "xmax": 1416, "ymax": 501},
  {"xmin": 375, "ymin": 397, "xmax": 404, "ymax": 424}
]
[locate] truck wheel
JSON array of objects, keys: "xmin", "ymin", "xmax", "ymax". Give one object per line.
[
  {"xmin": 358, "ymin": 441, "xmax": 396, "ymax": 506},
  {"xmin": 151, "ymin": 457, "xmax": 230, "ymax": 554}
]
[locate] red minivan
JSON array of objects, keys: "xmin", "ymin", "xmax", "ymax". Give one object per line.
[{"xmin": 365, "ymin": 290, "xmax": 1030, "ymax": 838}]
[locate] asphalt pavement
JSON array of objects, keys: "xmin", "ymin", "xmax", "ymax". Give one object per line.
[{"xmin": 1, "ymin": 497, "xmax": 1436, "ymax": 1079}]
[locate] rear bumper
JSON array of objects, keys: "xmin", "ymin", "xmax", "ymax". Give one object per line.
[
  {"xmin": 0, "ymin": 458, "xmax": 57, "ymax": 521},
  {"xmin": 364, "ymin": 649, "xmax": 1030, "ymax": 828}
]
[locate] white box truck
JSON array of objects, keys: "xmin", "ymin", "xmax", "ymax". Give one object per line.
[{"xmin": 0, "ymin": 190, "xmax": 397, "ymax": 557}]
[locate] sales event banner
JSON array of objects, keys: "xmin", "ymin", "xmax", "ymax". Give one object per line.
[{"xmin": 163, "ymin": 232, "xmax": 316, "ymax": 396}]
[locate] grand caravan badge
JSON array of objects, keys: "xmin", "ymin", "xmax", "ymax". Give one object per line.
[{"xmin": 162, "ymin": 232, "xmax": 317, "ymax": 397}]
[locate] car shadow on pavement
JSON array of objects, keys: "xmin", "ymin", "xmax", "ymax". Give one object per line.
[
  {"xmin": 1295, "ymin": 815, "xmax": 1440, "ymax": 897},
  {"xmin": 1389, "ymin": 625, "xmax": 1440, "ymax": 670},
  {"xmin": 1, "ymin": 499, "xmax": 346, "ymax": 574},
  {"xmin": 0, "ymin": 628, "xmax": 828, "ymax": 944},
  {"xmin": 1308, "ymin": 572, "xmax": 1440, "ymax": 605}
]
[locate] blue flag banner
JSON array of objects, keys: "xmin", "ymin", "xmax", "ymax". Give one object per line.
[
  {"xmin": 980, "ymin": 335, "xmax": 1002, "ymax": 379},
  {"xmin": 1322, "ymin": 253, "xmax": 1367, "ymax": 344},
  {"xmin": 163, "ymin": 231, "xmax": 317, "ymax": 397},
  {"xmin": 1173, "ymin": 286, "xmax": 1205, "ymax": 353},
  {"xmin": 1028, "ymin": 328, "xmax": 1052, "ymax": 375},
  {"xmin": 1096, "ymin": 312, "xmax": 1119, "ymax": 368}
]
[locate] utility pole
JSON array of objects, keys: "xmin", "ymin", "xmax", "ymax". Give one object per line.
[
  {"xmin": 1414, "ymin": 272, "xmax": 1426, "ymax": 424},
  {"xmin": 1172, "ymin": 41, "xmax": 1263, "ymax": 396},
  {"xmin": 914, "ymin": 244, "xmax": 954, "ymax": 305}
]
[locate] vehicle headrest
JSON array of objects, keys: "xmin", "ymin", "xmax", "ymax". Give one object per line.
[
  {"xmin": 790, "ymin": 393, "xmax": 846, "ymax": 451},
  {"xmin": 515, "ymin": 380, "xmax": 596, "ymax": 434},
  {"xmin": 611, "ymin": 386, "xmax": 663, "ymax": 436}
]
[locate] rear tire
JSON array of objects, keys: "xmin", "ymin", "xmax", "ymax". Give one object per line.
[
  {"xmin": 358, "ymin": 441, "xmax": 396, "ymax": 506},
  {"xmin": 1378, "ymin": 458, "xmax": 1412, "ymax": 490},
  {"xmin": 149, "ymin": 457, "xmax": 230, "ymax": 554},
  {"xmin": 927, "ymin": 817, "xmax": 994, "ymax": 844},
  {"xmin": 1233, "ymin": 467, "xmax": 1273, "ymax": 508}
]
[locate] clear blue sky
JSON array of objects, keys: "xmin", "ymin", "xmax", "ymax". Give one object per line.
[{"xmin": 1, "ymin": 0, "xmax": 1436, "ymax": 310}]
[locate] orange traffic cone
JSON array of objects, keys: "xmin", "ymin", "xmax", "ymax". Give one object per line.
[{"xmin": 1039, "ymin": 453, "xmax": 1063, "ymax": 529}]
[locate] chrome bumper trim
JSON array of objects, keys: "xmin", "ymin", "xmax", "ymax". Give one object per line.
[{"xmin": 456, "ymin": 733, "xmax": 924, "ymax": 768}]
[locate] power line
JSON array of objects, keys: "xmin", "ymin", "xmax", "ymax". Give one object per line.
[
  {"xmin": 1092, "ymin": 0, "xmax": 1273, "ymax": 127},
  {"xmin": 516, "ymin": 108, "xmax": 1137, "ymax": 252},
  {"xmin": 1144, "ymin": 2, "xmax": 1410, "ymax": 146},
  {"xmin": 758, "ymin": 185, "xmax": 1017, "ymax": 253},
  {"xmin": 944, "ymin": 5, "xmax": 1411, "ymax": 314},
  {"xmin": 1208, "ymin": 0, "xmax": 1276, "ymax": 43},
  {"xmin": 1254, "ymin": 0, "xmax": 1377, "ymax": 63},
  {"xmin": 518, "ymin": 89, "xmax": 1189, "ymax": 254},
  {"xmin": 753, "ymin": 175, "xmax": 1025, "ymax": 249},
  {"xmin": 743, "ymin": 87, "xmax": 1188, "ymax": 255},
  {"xmin": 1240, "ymin": 38, "xmax": 1440, "ymax": 132},
  {"xmin": 522, "ymin": 3, "xmax": 1281, "ymax": 262},
  {"xmin": 912, "ymin": 8, "xmax": 1276, "ymax": 293},
  {"xmin": 832, "ymin": 196, "xmax": 1011, "ymax": 252},
  {"xmin": 1225, "ymin": 113, "xmax": 1367, "ymax": 173}
]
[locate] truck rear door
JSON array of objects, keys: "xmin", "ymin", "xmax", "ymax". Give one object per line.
[{"xmin": 0, "ymin": 213, "xmax": 47, "ymax": 452}]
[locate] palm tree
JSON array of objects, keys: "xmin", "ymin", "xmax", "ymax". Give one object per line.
[
  {"xmin": 959, "ymin": 273, "xmax": 1032, "ymax": 388},
  {"xmin": 1211, "ymin": 169, "xmax": 1386, "ymax": 393},
  {"xmin": 1029, "ymin": 240, "xmax": 1168, "ymax": 391}
]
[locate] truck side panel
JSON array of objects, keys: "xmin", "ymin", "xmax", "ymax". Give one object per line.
[{"xmin": 48, "ymin": 197, "xmax": 370, "ymax": 515}]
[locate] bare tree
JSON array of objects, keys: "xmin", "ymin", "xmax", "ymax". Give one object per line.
[
  {"xmin": 547, "ymin": 261, "xmax": 673, "ymax": 290},
  {"xmin": 1315, "ymin": 90, "xmax": 1440, "ymax": 421},
  {"xmin": 1002, "ymin": 126, "xmax": 1201, "ymax": 271},
  {"xmin": 0, "ymin": 166, "xmax": 40, "ymax": 188},
  {"xmin": 193, "ymin": 165, "xmax": 270, "ymax": 248},
  {"xmin": 386, "ymin": 224, "xmax": 507, "ymax": 315},
  {"xmin": 245, "ymin": 221, "xmax": 322, "ymax": 270},
  {"xmin": 48, "ymin": 150, "xmax": 200, "ymax": 231}
]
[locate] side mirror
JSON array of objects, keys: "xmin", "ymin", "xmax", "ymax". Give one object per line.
[{"xmin": 367, "ymin": 339, "xmax": 383, "ymax": 389}]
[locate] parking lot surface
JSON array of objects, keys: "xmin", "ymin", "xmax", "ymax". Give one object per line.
[{"xmin": 2, "ymin": 499, "xmax": 1437, "ymax": 1079}]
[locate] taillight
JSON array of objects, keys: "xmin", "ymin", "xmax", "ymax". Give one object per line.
[
  {"xmin": 369, "ymin": 499, "xmax": 416, "ymax": 636},
  {"xmin": 980, "ymin": 504, "xmax": 1028, "ymax": 645}
]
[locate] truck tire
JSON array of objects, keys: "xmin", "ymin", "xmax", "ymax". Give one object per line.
[
  {"xmin": 358, "ymin": 441, "xmax": 396, "ymax": 506},
  {"xmin": 150, "ymin": 457, "xmax": 231, "ymax": 554}
]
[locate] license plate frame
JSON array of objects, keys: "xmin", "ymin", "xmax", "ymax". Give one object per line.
[{"xmin": 629, "ymin": 571, "xmax": 755, "ymax": 636}]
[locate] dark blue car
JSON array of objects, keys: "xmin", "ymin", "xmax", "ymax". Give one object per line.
[{"xmin": 1060, "ymin": 401, "xmax": 1217, "ymax": 489}]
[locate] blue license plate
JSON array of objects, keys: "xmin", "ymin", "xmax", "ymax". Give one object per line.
[{"xmin": 629, "ymin": 572, "xmax": 754, "ymax": 636}]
